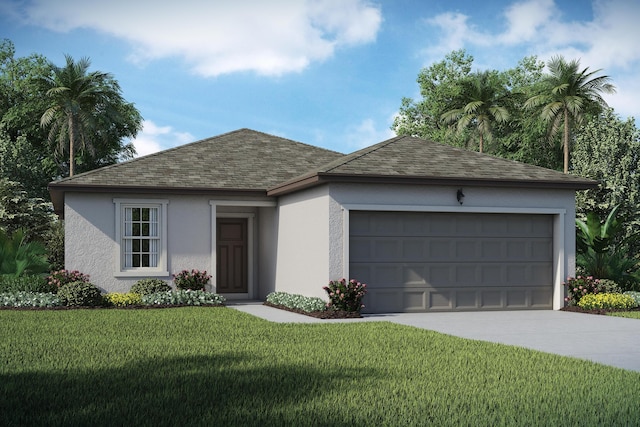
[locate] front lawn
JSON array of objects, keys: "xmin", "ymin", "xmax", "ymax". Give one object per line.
[
  {"xmin": 1, "ymin": 308, "xmax": 639, "ymax": 426},
  {"xmin": 608, "ymin": 311, "xmax": 640, "ymax": 319}
]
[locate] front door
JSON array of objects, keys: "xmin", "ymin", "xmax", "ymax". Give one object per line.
[{"xmin": 216, "ymin": 218, "xmax": 248, "ymax": 293}]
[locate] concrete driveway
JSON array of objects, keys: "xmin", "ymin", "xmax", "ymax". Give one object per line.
[{"xmin": 230, "ymin": 303, "xmax": 640, "ymax": 372}]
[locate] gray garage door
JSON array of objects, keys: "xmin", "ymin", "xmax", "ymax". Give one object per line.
[{"xmin": 349, "ymin": 211, "xmax": 553, "ymax": 313}]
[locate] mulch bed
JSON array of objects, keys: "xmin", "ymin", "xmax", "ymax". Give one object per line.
[{"xmin": 263, "ymin": 302, "xmax": 363, "ymax": 319}]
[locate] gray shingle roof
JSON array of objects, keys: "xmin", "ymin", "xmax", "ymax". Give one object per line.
[
  {"xmin": 267, "ymin": 135, "xmax": 597, "ymax": 194},
  {"xmin": 51, "ymin": 128, "xmax": 344, "ymax": 190},
  {"xmin": 50, "ymin": 129, "xmax": 597, "ymax": 213}
]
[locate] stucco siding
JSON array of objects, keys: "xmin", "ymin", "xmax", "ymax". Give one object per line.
[
  {"xmin": 65, "ymin": 193, "xmax": 118, "ymax": 291},
  {"xmin": 274, "ymin": 185, "xmax": 331, "ymax": 299},
  {"xmin": 257, "ymin": 207, "xmax": 278, "ymax": 299},
  {"xmin": 66, "ymin": 193, "xmax": 212, "ymax": 293}
]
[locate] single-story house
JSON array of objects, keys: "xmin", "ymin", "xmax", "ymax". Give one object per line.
[{"xmin": 49, "ymin": 128, "xmax": 597, "ymax": 313}]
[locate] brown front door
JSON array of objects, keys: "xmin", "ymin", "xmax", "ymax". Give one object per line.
[{"xmin": 216, "ymin": 218, "xmax": 248, "ymax": 293}]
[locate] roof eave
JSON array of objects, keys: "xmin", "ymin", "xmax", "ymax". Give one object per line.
[
  {"xmin": 48, "ymin": 183, "xmax": 270, "ymax": 218},
  {"xmin": 266, "ymin": 173, "xmax": 599, "ymax": 196}
]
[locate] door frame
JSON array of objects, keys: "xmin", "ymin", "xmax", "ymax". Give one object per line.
[{"xmin": 209, "ymin": 199, "xmax": 276, "ymax": 299}]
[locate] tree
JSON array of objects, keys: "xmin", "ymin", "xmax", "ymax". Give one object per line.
[
  {"xmin": 525, "ymin": 56, "xmax": 616, "ymax": 173},
  {"xmin": 572, "ymin": 110, "xmax": 640, "ymax": 218},
  {"xmin": 393, "ymin": 51, "xmax": 555, "ymax": 165},
  {"xmin": 0, "ymin": 178, "xmax": 56, "ymax": 244},
  {"xmin": 0, "ymin": 132, "xmax": 57, "ymax": 200},
  {"xmin": 1, "ymin": 40, "xmax": 140, "ymax": 195},
  {"xmin": 393, "ymin": 49, "xmax": 473, "ymax": 145},
  {"xmin": 40, "ymin": 54, "xmax": 142, "ymax": 177},
  {"xmin": 440, "ymin": 71, "xmax": 510, "ymax": 153},
  {"xmin": 571, "ymin": 109, "xmax": 640, "ymax": 257},
  {"xmin": 0, "ymin": 39, "xmax": 52, "ymax": 147}
]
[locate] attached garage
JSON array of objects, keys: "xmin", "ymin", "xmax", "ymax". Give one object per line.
[
  {"xmin": 266, "ymin": 133, "xmax": 596, "ymax": 309},
  {"xmin": 350, "ymin": 211, "xmax": 555, "ymax": 313}
]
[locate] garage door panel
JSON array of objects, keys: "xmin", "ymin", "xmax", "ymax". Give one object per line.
[
  {"xmin": 349, "ymin": 239, "xmax": 371, "ymax": 261},
  {"xmin": 403, "ymin": 265, "xmax": 427, "ymax": 285},
  {"xmin": 531, "ymin": 287, "xmax": 553, "ymax": 307},
  {"xmin": 375, "ymin": 240, "xmax": 401, "ymax": 259},
  {"xmin": 402, "ymin": 240, "xmax": 427, "ymax": 260},
  {"xmin": 366, "ymin": 289, "xmax": 404, "ymax": 312},
  {"xmin": 429, "ymin": 240, "xmax": 453, "ymax": 258},
  {"xmin": 350, "ymin": 211, "xmax": 554, "ymax": 313}
]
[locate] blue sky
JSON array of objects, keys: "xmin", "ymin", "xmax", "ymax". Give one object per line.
[{"xmin": 1, "ymin": 0, "xmax": 639, "ymax": 156}]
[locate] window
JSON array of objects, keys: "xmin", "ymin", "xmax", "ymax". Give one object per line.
[
  {"xmin": 114, "ymin": 199, "xmax": 168, "ymax": 276},
  {"xmin": 123, "ymin": 206, "xmax": 159, "ymax": 268}
]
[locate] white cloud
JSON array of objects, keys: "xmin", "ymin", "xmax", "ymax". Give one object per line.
[
  {"xmin": 131, "ymin": 120, "xmax": 194, "ymax": 157},
  {"xmin": 344, "ymin": 117, "xmax": 395, "ymax": 150},
  {"xmin": 423, "ymin": 0, "xmax": 640, "ymax": 119},
  {"xmin": 7, "ymin": 0, "xmax": 381, "ymax": 77},
  {"xmin": 424, "ymin": 12, "xmax": 492, "ymax": 57},
  {"xmin": 498, "ymin": 0, "xmax": 556, "ymax": 44}
]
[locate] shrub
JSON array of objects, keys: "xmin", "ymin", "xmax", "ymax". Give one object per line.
[
  {"xmin": 597, "ymin": 279, "xmax": 621, "ymax": 293},
  {"xmin": 173, "ymin": 269, "xmax": 211, "ymax": 291},
  {"xmin": 130, "ymin": 278, "xmax": 171, "ymax": 295},
  {"xmin": 141, "ymin": 290, "xmax": 225, "ymax": 306},
  {"xmin": 47, "ymin": 269, "xmax": 90, "ymax": 290},
  {"xmin": 623, "ymin": 291, "xmax": 640, "ymax": 306},
  {"xmin": 0, "ymin": 291, "xmax": 62, "ymax": 308},
  {"xmin": 44, "ymin": 220, "xmax": 65, "ymax": 271},
  {"xmin": 57, "ymin": 281, "xmax": 103, "ymax": 307},
  {"xmin": 577, "ymin": 293, "xmax": 637, "ymax": 310},
  {"xmin": 563, "ymin": 276, "xmax": 604, "ymax": 306},
  {"xmin": 0, "ymin": 228, "xmax": 50, "ymax": 276},
  {"xmin": 0, "ymin": 274, "xmax": 57, "ymax": 293},
  {"xmin": 266, "ymin": 292, "xmax": 327, "ymax": 313},
  {"xmin": 104, "ymin": 292, "xmax": 143, "ymax": 307},
  {"xmin": 323, "ymin": 278, "xmax": 367, "ymax": 312}
]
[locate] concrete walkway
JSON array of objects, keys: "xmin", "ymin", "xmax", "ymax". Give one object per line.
[{"xmin": 229, "ymin": 302, "xmax": 640, "ymax": 372}]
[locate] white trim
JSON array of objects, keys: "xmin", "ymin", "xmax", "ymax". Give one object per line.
[
  {"xmin": 553, "ymin": 212, "xmax": 566, "ymax": 310},
  {"xmin": 209, "ymin": 201, "xmax": 256, "ymax": 299},
  {"xmin": 113, "ymin": 198, "xmax": 169, "ymax": 277},
  {"xmin": 341, "ymin": 204, "xmax": 565, "ymax": 215},
  {"xmin": 209, "ymin": 200, "xmax": 276, "ymax": 207},
  {"xmin": 341, "ymin": 203, "xmax": 567, "ymax": 309}
]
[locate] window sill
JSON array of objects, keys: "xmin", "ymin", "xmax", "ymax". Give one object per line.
[{"xmin": 114, "ymin": 270, "xmax": 170, "ymax": 278}]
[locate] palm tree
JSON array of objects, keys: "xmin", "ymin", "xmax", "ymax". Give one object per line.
[
  {"xmin": 41, "ymin": 55, "xmax": 126, "ymax": 177},
  {"xmin": 525, "ymin": 56, "xmax": 616, "ymax": 173},
  {"xmin": 441, "ymin": 71, "xmax": 510, "ymax": 153}
]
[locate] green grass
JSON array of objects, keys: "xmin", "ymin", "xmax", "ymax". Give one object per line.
[
  {"xmin": 608, "ymin": 310, "xmax": 640, "ymax": 319},
  {"xmin": 1, "ymin": 308, "xmax": 639, "ymax": 426}
]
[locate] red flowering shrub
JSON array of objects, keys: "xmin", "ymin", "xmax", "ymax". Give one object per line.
[
  {"xmin": 47, "ymin": 269, "xmax": 90, "ymax": 290},
  {"xmin": 323, "ymin": 278, "xmax": 367, "ymax": 312},
  {"xmin": 563, "ymin": 276, "xmax": 604, "ymax": 306},
  {"xmin": 173, "ymin": 269, "xmax": 211, "ymax": 291}
]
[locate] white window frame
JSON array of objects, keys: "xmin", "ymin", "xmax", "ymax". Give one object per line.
[{"xmin": 114, "ymin": 198, "xmax": 169, "ymax": 277}]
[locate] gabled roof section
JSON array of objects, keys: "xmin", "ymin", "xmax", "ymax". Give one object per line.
[{"xmin": 267, "ymin": 135, "xmax": 598, "ymax": 195}]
